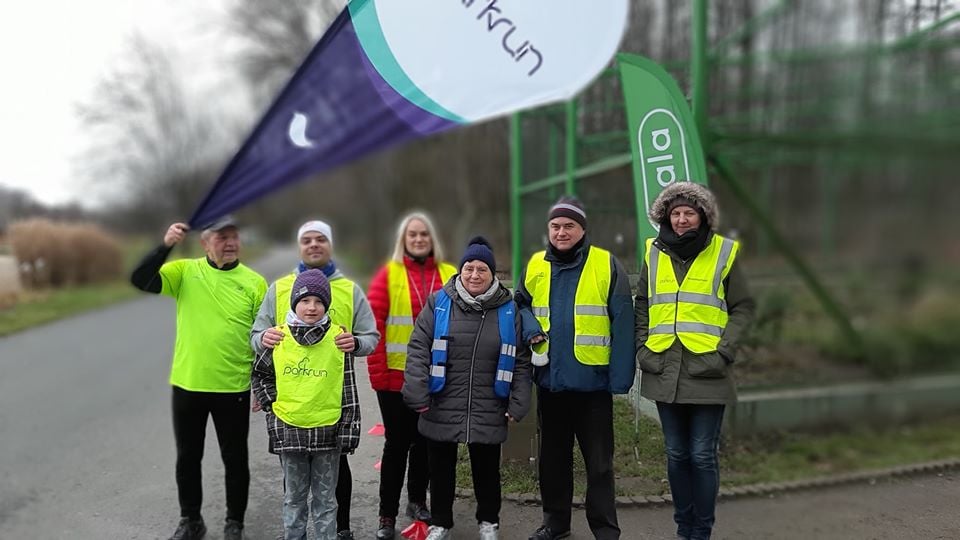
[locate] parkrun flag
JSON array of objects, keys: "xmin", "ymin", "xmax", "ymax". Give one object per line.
[
  {"xmin": 617, "ymin": 53, "xmax": 708, "ymax": 244},
  {"xmin": 188, "ymin": 0, "xmax": 629, "ymax": 228}
]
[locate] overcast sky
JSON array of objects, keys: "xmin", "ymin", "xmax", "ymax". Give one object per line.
[{"xmin": 0, "ymin": 0, "xmax": 230, "ymax": 207}]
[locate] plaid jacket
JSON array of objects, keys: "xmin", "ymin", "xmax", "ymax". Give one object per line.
[{"xmin": 251, "ymin": 322, "xmax": 361, "ymax": 454}]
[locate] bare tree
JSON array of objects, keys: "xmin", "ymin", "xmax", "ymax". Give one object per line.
[
  {"xmin": 76, "ymin": 34, "xmax": 238, "ymax": 230},
  {"xmin": 226, "ymin": 0, "xmax": 345, "ymax": 104}
]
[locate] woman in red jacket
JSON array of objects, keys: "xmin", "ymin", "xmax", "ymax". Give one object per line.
[{"xmin": 367, "ymin": 212, "xmax": 457, "ymax": 540}]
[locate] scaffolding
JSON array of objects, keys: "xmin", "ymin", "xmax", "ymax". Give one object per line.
[{"xmin": 508, "ymin": 0, "xmax": 960, "ymax": 348}]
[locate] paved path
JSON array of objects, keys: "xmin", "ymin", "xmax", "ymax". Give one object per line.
[{"xmin": 1, "ymin": 247, "xmax": 958, "ymax": 538}]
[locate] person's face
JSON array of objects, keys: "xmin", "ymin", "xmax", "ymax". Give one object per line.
[
  {"xmin": 548, "ymin": 217, "xmax": 585, "ymax": 252},
  {"xmin": 201, "ymin": 227, "xmax": 240, "ymax": 266},
  {"xmin": 299, "ymin": 231, "xmax": 332, "ymax": 268},
  {"xmin": 669, "ymin": 205, "xmax": 701, "ymax": 236},
  {"xmin": 460, "ymin": 261, "xmax": 493, "ymax": 296},
  {"xmin": 294, "ymin": 295, "xmax": 327, "ymax": 324},
  {"xmin": 404, "ymin": 219, "xmax": 433, "ymax": 258}
]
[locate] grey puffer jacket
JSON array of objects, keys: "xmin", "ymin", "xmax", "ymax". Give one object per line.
[{"xmin": 403, "ymin": 278, "xmax": 532, "ymax": 444}]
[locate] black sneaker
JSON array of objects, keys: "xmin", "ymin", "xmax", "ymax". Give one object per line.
[
  {"xmin": 169, "ymin": 517, "xmax": 206, "ymax": 540},
  {"xmin": 376, "ymin": 517, "xmax": 396, "ymax": 540},
  {"xmin": 223, "ymin": 519, "xmax": 243, "ymax": 540},
  {"xmin": 336, "ymin": 530, "xmax": 355, "ymax": 540},
  {"xmin": 405, "ymin": 501, "xmax": 432, "ymax": 523},
  {"xmin": 528, "ymin": 525, "xmax": 571, "ymax": 540}
]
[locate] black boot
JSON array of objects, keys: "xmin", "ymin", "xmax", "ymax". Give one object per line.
[
  {"xmin": 223, "ymin": 519, "xmax": 243, "ymax": 540},
  {"xmin": 528, "ymin": 525, "xmax": 571, "ymax": 540},
  {"xmin": 169, "ymin": 517, "xmax": 206, "ymax": 540},
  {"xmin": 405, "ymin": 501, "xmax": 432, "ymax": 523},
  {"xmin": 376, "ymin": 517, "xmax": 396, "ymax": 539}
]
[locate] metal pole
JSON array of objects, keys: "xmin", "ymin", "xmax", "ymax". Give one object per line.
[
  {"xmin": 692, "ymin": 0, "xmax": 710, "ymax": 152},
  {"xmin": 565, "ymin": 99, "xmax": 578, "ymax": 195},
  {"xmin": 510, "ymin": 113, "xmax": 523, "ymax": 286}
]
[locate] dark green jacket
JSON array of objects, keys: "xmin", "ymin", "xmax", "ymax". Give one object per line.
[{"xmin": 634, "ymin": 233, "xmax": 756, "ymax": 405}]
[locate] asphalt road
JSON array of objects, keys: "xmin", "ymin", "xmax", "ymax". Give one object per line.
[{"xmin": 1, "ymin": 247, "xmax": 959, "ymax": 539}]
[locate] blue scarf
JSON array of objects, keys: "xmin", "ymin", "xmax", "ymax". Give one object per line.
[{"xmin": 298, "ymin": 260, "xmax": 337, "ymax": 277}]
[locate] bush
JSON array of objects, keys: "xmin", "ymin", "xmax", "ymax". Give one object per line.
[
  {"xmin": 8, "ymin": 219, "xmax": 123, "ymax": 288},
  {"xmin": 0, "ymin": 254, "xmax": 20, "ymax": 308},
  {"xmin": 795, "ymin": 287, "xmax": 960, "ymax": 377}
]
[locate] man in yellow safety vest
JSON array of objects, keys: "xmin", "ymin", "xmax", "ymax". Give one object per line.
[{"xmin": 515, "ymin": 197, "xmax": 636, "ymax": 540}]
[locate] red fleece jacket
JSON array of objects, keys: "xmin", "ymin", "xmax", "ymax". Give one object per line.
[{"xmin": 366, "ymin": 256, "xmax": 448, "ymax": 392}]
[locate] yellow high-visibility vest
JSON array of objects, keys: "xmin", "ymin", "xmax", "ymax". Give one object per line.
[
  {"xmin": 276, "ymin": 272, "xmax": 355, "ymax": 332},
  {"xmin": 385, "ymin": 260, "xmax": 457, "ymax": 370},
  {"xmin": 271, "ymin": 324, "xmax": 343, "ymax": 428},
  {"xmin": 524, "ymin": 246, "xmax": 612, "ymax": 366},
  {"xmin": 644, "ymin": 235, "xmax": 739, "ymax": 353}
]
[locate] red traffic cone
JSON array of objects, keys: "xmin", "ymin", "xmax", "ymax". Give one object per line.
[{"xmin": 400, "ymin": 520, "xmax": 429, "ymax": 540}]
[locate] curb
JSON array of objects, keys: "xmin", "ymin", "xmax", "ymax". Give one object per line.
[{"xmin": 454, "ymin": 457, "xmax": 960, "ymax": 508}]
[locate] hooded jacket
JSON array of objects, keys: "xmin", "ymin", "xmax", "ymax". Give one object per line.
[
  {"xmin": 636, "ymin": 182, "xmax": 756, "ymax": 405},
  {"xmin": 250, "ymin": 264, "xmax": 379, "ymax": 357},
  {"xmin": 402, "ymin": 277, "xmax": 532, "ymax": 445}
]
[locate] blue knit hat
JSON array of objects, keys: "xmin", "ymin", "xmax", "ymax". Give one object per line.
[
  {"xmin": 291, "ymin": 269, "xmax": 331, "ymax": 310},
  {"xmin": 459, "ymin": 236, "xmax": 496, "ymax": 274}
]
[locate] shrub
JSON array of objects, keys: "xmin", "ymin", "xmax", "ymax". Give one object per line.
[
  {"xmin": 8, "ymin": 218, "xmax": 123, "ymax": 288},
  {"xmin": 0, "ymin": 254, "xmax": 21, "ymax": 307}
]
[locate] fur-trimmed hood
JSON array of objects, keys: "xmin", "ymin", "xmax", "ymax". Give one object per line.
[{"xmin": 648, "ymin": 182, "xmax": 720, "ymax": 230}]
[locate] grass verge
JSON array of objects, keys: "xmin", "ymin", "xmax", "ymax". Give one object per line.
[
  {"xmin": 0, "ymin": 282, "xmax": 140, "ymax": 337},
  {"xmin": 457, "ymin": 398, "xmax": 960, "ymax": 496},
  {"xmin": 1, "ymin": 236, "xmax": 270, "ymax": 338}
]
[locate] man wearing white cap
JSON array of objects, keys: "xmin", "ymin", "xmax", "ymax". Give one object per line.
[{"xmin": 250, "ymin": 219, "xmax": 379, "ymax": 540}]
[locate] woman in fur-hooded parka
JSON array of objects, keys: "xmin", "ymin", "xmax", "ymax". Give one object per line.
[{"xmin": 635, "ymin": 181, "xmax": 755, "ymax": 540}]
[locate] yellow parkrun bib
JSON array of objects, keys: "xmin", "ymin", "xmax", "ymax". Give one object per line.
[
  {"xmin": 385, "ymin": 260, "xmax": 456, "ymax": 370},
  {"xmin": 524, "ymin": 246, "xmax": 612, "ymax": 366},
  {"xmin": 644, "ymin": 235, "xmax": 739, "ymax": 354},
  {"xmin": 271, "ymin": 324, "xmax": 344, "ymax": 428},
  {"xmin": 275, "ymin": 272, "xmax": 355, "ymax": 332}
]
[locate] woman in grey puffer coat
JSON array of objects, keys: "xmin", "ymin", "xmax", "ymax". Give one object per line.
[{"xmin": 403, "ymin": 237, "xmax": 532, "ymax": 540}]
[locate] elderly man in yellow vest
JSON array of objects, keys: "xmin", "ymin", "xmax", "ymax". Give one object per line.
[
  {"xmin": 130, "ymin": 217, "xmax": 267, "ymax": 540},
  {"xmin": 515, "ymin": 197, "xmax": 636, "ymax": 540},
  {"xmin": 250, "ymin": 220, "xmax": 379, "ymax": 540}
]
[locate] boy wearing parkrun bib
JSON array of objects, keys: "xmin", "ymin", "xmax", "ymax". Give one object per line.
[{"xmin": 251, "ymin": 269, "xmax": 361, "ymax": 540}]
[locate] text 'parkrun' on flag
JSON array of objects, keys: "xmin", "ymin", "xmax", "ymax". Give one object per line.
[{"xmin": 188, "ymin": 0, "xmax": 629, "ymax": 228}]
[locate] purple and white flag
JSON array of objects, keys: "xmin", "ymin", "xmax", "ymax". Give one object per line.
[{"xmin": 189, "ymin": 0, "xmax": 629, "ymax": 227}]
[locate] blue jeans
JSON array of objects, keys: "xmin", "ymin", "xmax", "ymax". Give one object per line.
[
  {"xmin": 280, "ymin": 450, "xmax": 341, "ymax": 540},
  {"xmin": 655, "ymin": 403, "xmax": 725, "ymax": 540}
]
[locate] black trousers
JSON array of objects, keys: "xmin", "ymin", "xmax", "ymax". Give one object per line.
[
  {"xmin": 428, "ymin": 439, "xmax": 501, "ymax": 529},
  {"xmin": 537, "ymin": 388, "xmax": 619, "ymax": 539},
  {"xmin": 337, "ymin": 454, "xmax": 352, "ymax": 531},
  {"xmin": 377, "ymin": 390, "xmax": 430, "ymax": 519},
  {"xmin": 171, "ymin": 386, "xmax": 249, "ymax": 522}
]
